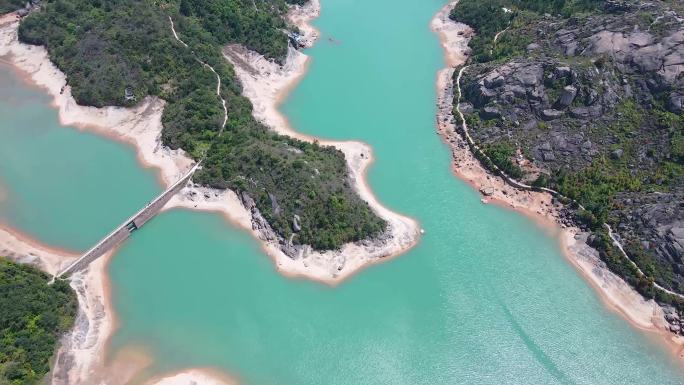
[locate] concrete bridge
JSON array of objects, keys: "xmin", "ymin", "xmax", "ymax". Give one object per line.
[{"xmin": 56, "ymin": 163, "xmax": 200, "ymax": 278}]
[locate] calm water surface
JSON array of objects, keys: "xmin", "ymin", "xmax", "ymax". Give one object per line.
[
  {"xmin": 1, "ymin": 0, "xmax": 684, "ymax": 384},
  {"xmin": 0, "ymin": 67, "xmax": 160, "ymax": 251}
]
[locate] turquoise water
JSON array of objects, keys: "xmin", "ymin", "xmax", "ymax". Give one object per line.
[
  {"xmin": 2, "ymin": 0, "xmax": 684, "ymax": 384},
  {"xmin": 0, "ymin": 66, "xmax": 160, "ymax": 251}
]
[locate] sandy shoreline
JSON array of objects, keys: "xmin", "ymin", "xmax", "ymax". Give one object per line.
[
  {"xmin": 431, "ymin": 0, "xmax": 684, "ymax": 357},
  {"xmin": 1, "ymin": 1, "xmax": 679, "ymax": 384},
  {"xmin": 0, "ymin": 225, "xmax": 116, "ymax": 384},
  {"xmin": 1, "ymin": 1, "xmax": 418, "ymax": 285},
  {"xmin": 144, "ymin": 368, "xmax": 238, "ymax": 385},
  {"xmin": 0, "ymin": 0, "xmax": 418, "ymax": 383},
  {"xmin": 218, "ymin": 0, "xmax": 420, "ymax": 285}
]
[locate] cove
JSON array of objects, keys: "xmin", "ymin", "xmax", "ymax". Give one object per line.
[
  {"xmin": 0, "ymin": 65, "xmax": 160, "ymax": 251},
  {"xmin": 0, "ymin": 1, "xmax": 682, "ymax": 385},
  {"xmin": 108, "ymin": 0, "xmax": 684, "ymax": 384}
]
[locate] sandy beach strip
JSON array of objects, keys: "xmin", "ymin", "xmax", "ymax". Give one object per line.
[
  {"xmin": 145, "ymin": 368, "xmax": 237, "ymax": 385},
  {"xmin": 218, "ymin": 0, "xmax": 420, "ymax": 285},
  {"xmin": 0, "ymin": 224, "xmax": 116, "ymax": 384},
  {"xmin": 431, "ymin": 0, "xmax": 684, "ymax": 357}
]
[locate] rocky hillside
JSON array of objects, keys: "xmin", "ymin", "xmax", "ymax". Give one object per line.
[{"xmin": 452, "ymin": 0, "xmax": 684, "ymax": 305}]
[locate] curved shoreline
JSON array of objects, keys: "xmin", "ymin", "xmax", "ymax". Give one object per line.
[
  {"xmin": 1, "ymin": 2, "xmax": 419, "ymax": 285},
  {"xmin": 431, "ymin": 0, "xmax": 684, "ymax": 359},
  {"xmin": 0, "ymin": 225, "xmax": 116, "ymax": 384},
  {"xmin": 0, "ymin": 0, "xmax": 419, "ymax": 383},
  {"xmin": 217, "ymin": 0, "xmax": 420, "ymax": 285}
]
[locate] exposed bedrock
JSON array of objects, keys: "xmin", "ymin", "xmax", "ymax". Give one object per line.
[{"xmin": 456, "ymin": 0, "xmax": 684, "ymax": 303}]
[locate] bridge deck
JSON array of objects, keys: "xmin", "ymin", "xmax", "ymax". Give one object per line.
[{"xmin": 56, "ymin": 163, "xmax": 199, "ymax": 278}]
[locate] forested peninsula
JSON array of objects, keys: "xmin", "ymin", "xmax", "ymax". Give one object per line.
[
  {"xmin": 10, "ymin": 0, "xmax": 385, "ymax": 251},
  {"xmin": 449, "ymin": 0, "xmax": 684, "ymax": 326},
  {"xmin": 0, "ymin": 258, "xmax": 77, "ymax": 385}
]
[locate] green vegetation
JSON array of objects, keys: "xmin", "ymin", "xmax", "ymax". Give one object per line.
[
  {"xmin": 554, "ymin": 159, "xmax": 643, "ymax": 225},
  {"xmin": 542, "ymin": 99, "xmax": 683, "ymax": 292},
  {"xmin": 449, "ymin": 0, "xmax": 512, "ymax": 62},
  {"xmin": 179, "ymin": 0, "xmax": 302, "ymax": 62},
  {"xmin": 551, "ymin": 100, "xmax": 683, "ymax": 229},
  {"xmin": 198, "ymin": 134, "xmax": 387, "ymax": 250},
  {"xmin": 0, "ymin": 258, "xmax": 77, "ymax": 385},
  {"xmin": 450, "ymin": 0, "xmax": 599, "ymax": 62},
  {"xmin": 18, "ymin": 0, "xmax": 386, "ymax": 250},
  {"xmin": 0, "ymin": 0, "xmax": 24, "ymax": 14},
  {"xmin": 482, "ymin": 141, "xmax": 523, "ymax": 179}
]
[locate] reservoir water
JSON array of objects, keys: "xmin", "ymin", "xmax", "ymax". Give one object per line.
[
  {"xmin": 2, "ymin": 0, "xmax": 684, "ymax": 384},
  {"xmin": 0, "ymin": 67, "xmax": 160, "ymax": 251}
]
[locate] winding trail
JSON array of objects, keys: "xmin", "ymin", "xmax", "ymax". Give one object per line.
[
  {"xmin": 454, "ymin": 65, "xmax": 684, "ymax": 301},
  {"xmin": 605, "ymin": 224, "xmax": 684, "ymax": 299},
  {"xmin": 168, "ymin": 16, "xmax": 228, "ymax": 135},
  {"xmin": 493, "ymin": 27, "xmax": 509, "ymax": 43},
  {"xmin": 490, "ymin": 26, "xmax": 510, "ymax": 55}
]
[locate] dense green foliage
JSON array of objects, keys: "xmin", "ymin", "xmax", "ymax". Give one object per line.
[
  {"xmin": 19, "ymin": 0, "xmax": 386, "ymax": 250},
  {"xmin": 199, "ymin": 135, "xmax": 386, "ymax": 249},
  {"xmin": 450, "ymin": 0, "xmax": 599, "ymax": 62},
  {"xmin": 0, "ymin": 0, "xmax": 24, "ymax": 14},
  {"xmin": 179, "ymin": 0, "xmax": 295, "ymax": 61},
  {"xmin": 482, "ymin": 142, "xmax": 523, "ymax": 179},
  {"xmin": 0, "ymin": 258, "xmax": 77, "ymax": 385},
  {"xmin": 449, "ymin": 0, "xmax": 512, "ymax": 62},
  {"xmin": 551, "ymin": 99, "xmax": 684, "ymax": 229}
]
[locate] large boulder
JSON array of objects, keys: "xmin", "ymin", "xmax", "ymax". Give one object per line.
[
  {"xmin": 484, "ymin": 72, "xmax": 505, "ymax": 88},
  {"xmin": 569, "ymin": 106, "xmax": 590, "ymax": 119},
  {"xmin": 632, "ymin": 45, "xmax": 664, "ymax": 72},
  {"xmin": 293, "ymin": 214, "xmax": 302, "ymax": 232},
  {"xmin": 480, "ymin": 106, "xmax": 502, "ymax": 120},
  {"xmin": 459, "ymin": 102, "xmax": 474, "ymax": 114},
  {"xmin": 514, "ymin": 64, "xmax": 543, "ymax": 87},
  {"xmin": 554, "ymin": 66, "xmax": 572, "ymax": 79},
  {"xmin": 542, "ymin": 109, "xmax": 564, "ymax": 120},
  {"xmin": 555, "ymin": 85, "xmax": 577, "ymax": 109},
  {"xmin": 628, "ymin": 32, "xmax": 654, "ymax": 48},
  {"xmin": 668, "ymin": 91, "xmax": 684, "ymax": 113}
]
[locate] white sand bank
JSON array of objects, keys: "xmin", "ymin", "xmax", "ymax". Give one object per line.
[{"xmin": 146, "ymin": 368, "xmax": 236, "ymax": 385}]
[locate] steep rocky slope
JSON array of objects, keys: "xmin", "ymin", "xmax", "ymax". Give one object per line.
[{"xmin": 452, "ymin": 0, "xmax": 684, "ymax": 310}]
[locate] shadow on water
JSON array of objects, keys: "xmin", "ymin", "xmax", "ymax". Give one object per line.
[{"xmin": 498, "ymin": 299, "xmax": 574, "ymax": 385}]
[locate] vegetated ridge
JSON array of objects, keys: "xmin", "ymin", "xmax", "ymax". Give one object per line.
[{"xmin": 12, "ymin": 0, "xmax": 386, "ymax": 252}]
